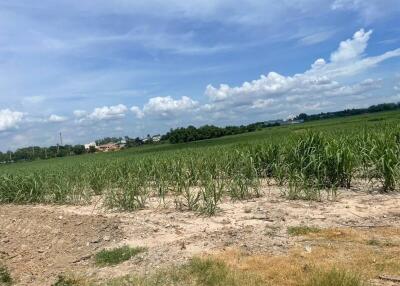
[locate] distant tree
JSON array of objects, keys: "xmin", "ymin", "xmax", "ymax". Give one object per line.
[
  {"xmin": 72, "ymin": 145, "xmax": 85, "ymax": 155},
  {"xmin": 134, "ymin": 137, "xmax": 143, "ymax": 145},
  {"xmin": 296, "ymin": 113, "xmax": 308, "ymax": 121},
  {"xmin": 88, "ymin": 145, "xmax": 96, "ymax": 153}
]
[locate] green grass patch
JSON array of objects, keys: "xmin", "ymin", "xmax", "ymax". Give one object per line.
[
  {"xmin": 287, "ymin": 226, "xmax": 321, "ymax": 236},
  {"xmin": 95, "ymin": 246, "xmax": 146, "ymax": 267},
  {"xmin": 305, "ymin": 268, "xmax": 365, "ymax": 286},
  {"xmin": 106, "ymin": 257, "xmax": 264, "ymax": 286},
  {"xmin": 366, "ymin": 239, "xmax": 396, "ymax": 247},
  {"xmin": 52, "ymin": 275, "xmax": 80, "ymax": 286},
  {"xmin": 0, "ymin": 265, "xmax": 12, "ymax": 285}
]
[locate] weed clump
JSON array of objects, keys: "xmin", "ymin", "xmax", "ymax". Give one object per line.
[
  {"xmin": 0, "ymin": 265, "xmax": 12, "ymax": 285},
  {"xmin": 52, "ymin": 275, "xmax": 79, "ymax": 286},
  {"xmin": 305, "ymin": 268, "xmax": 365, "ymax": 286},
  {"xmin": 95, "ymin": 246, "xmax": 146, "ymax": 266},
  {"xmin": 287, "ymin": 226, "xmax": 321, "ymax": 236}
]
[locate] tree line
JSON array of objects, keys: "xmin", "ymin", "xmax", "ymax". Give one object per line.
[
  {"xmin": 294, "ymin": 102, "xmax": 400, "ymax": 122},
  {"xmin": 161, "ymin": 122, "xmax": 279, "ymax": 144},
  {"xmin": 1, "ymin": 101, "xmax": 398, "ymax": 163},
  {"xmin": 0, "ymin": 145, "xmax": 86, "ymax": 163}
]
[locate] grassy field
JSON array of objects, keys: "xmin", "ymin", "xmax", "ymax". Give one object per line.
[
  {"xmin": 0, "ymin": 110, "xmax": 399, "ymax": 213},
  {"xmin": 3, "ymin": 110, "xmax": 400, "ymax": 169}
]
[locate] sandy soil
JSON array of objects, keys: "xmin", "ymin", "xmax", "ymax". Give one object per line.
[{"xmin": 1, "ymin": 183, "xmax": 399, "ymax": 285}]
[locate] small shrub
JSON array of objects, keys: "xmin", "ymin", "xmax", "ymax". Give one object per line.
[
  {"xmin": 187, "ymin": 258, "xmax": 230, "ymax": 286},
  {"xmin": 52, "ymin": 275, "xmax": 79, "ymax": 286},
  {"xmin": 366, "ymin": 239, "xmax": 380, "ymax": 246},
  {"xmin": 95, "ymin": 246, "xmax": 146, "ymax": 266},
  {"xmin": 305, "ymin": 268, "xmax": 365, "ymax": 286},
  {"xmin": 287, "ymin": 226, "xmax": 321, "ymax": 236},
  {"xmin": 0, "ymin": 265, "xmax": 12, "ymax": 285}
]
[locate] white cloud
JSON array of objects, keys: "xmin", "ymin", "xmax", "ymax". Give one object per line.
[
  {"xmin": 142, "ymin": 96, "xmax": 199, "ymax": 118},
  {"xmin": 130, "ymin": 106, "xmax": 145, "ymax": 119},
  {"xmin": 2, "ymin": 27, "xmax": 399, "ymax": 147},
  {"xmin": 203, "ymin": 29, "xmax": 399, "ymax": 119},
  {"xmin": 88, "ymin": 104, "xmax": 128, "ymax": 121},
  {"xmin": 73, "ymin": 110, "xmax": 87, "ymax": 118},
  {"xmin": 205, "ymin": 72, "xmax": 339, "ymax": 103},
  {"xmin": 324, "ymin": 78, "xmax": 382, "ymax": 96},
  {"xmin": 311, "ymin": 58, "xmax": 327, "ymax": 69},
  {"xmin": 0, "ymin": 109, "xmax": 24, "ymax": 132},
  {"xmin": 330, "ymin": 29, "xmax": 372, "ymax": 63},
  {"xmin": 48, "ymin": 114, "xmax": 68, "ymax": 123},
  {"xmin": 251, "ymin": 99, "xmax": 275, "ymax": 109}
]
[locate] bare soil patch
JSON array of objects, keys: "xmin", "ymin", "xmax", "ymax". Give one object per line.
[{"xmin": 1, "ymin": 184, "xmax": 399, "ymax": 285}]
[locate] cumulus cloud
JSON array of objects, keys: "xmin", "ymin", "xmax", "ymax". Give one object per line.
[
  {"xmin": 130, "ymin": 106, "xmax": 145, "ymax": 119},
  {"xmin": 48, "ymin": 114, "xmax": 68, "ymax": 123},
  {"xmin": 0, "ymin": 109, "xmax": 24, "ymax": 132},
  {"xmin": 136, "ymin": 96, "xmax": 199, "ymax": 119},
  {"xmin": 204, "ymin": 29, "xmax": 400, "ymax": 118},
  {"xmin": 330, "ymin": 29, "xmax": 372, "ymax": 63},
  {"xmin": 87, "ymin": 104, "xmax": 128, "ymax": 121},
  {"xmin": 119, "ymin": 29, "xmax": 398, "ymax": 124},
  {"xmin": 73, "ymin": 110, "xmax": 87, "ymax": 118}
]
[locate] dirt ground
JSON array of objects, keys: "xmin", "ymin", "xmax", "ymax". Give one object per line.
[{"xmin": 1, "ymin": 183, "xmax": 400, "ymax": 285}]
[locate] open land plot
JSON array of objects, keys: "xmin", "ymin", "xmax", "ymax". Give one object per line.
[{"xmin": 1, "ymin": 183, "xmax": 399, "ymax": 285}]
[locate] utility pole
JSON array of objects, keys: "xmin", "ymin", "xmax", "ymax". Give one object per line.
[{"xmin": 59, "ymin": 132, "xmax": 63, "ymax": 146}]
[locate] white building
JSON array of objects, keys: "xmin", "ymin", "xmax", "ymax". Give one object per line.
[
  {"xmin": 152, "ymin": 135, "xmax": 161, "ymax": 142},
  {"xmin": 84, "ymin": 142, "xmax": 96, "ymax": 150}
]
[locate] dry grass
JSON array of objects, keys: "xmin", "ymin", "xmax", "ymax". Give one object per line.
[
  {"xmin": 212, "ymin": 227, "xmax": 400, "ymax": 286},
  {"xmin": 69, "ymin": 227, "xmax": 400, "ymax": 286}
]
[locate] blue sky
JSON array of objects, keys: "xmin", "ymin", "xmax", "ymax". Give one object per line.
[{"xmin": 0, "ymin": 0, "xmax": 400, "ymax": 150}]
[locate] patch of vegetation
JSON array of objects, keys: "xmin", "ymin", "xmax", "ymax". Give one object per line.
[
  {"xmin": 287, "ymin": 226, "xmax": 321, "ymax": 236},
  {"xmin": 1, "ymin": 110, "xmax": 400, "ymax": 210},
  {"xmin": 106, "ymin": 257, "xmax": 264, "ymax": 286},
  {"xmin": 95, "ymin": 246, "xmax": 146, "ymax": 267},
  {"xmin": 0, "ymin": 265, "xmax": 12, "ymax": 285},
  {"xmin": 366, "ymin": 239, "xmax": 380, "ymax": 246},
  {"xmin": 52, "ymin": 275, "xmax": 79, "ymax": 286},
  {"xmin": 366, "ymin": 239, "xmax": 396, "ymax": 247},
  {"xmin": 305, "ymin": 268, "xmax": 365, "ymax": 286}
]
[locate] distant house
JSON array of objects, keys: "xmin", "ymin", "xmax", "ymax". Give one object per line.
[
  {"xmin": 118, "ymin": 139, "xmax": 127, "ymax": 148},
  {"xmin": 84, "ymin": 142, "xmax": 96, "ymax": 150},
  {"xmin": 96, "ymin": 142, "xmax": 120, "ymax": 152},
  {"xmin": 152, "ymin": 135, "xmax": 161, "ymax": 142}
]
